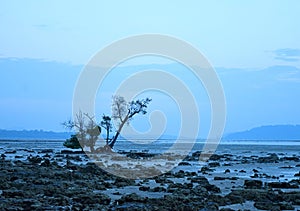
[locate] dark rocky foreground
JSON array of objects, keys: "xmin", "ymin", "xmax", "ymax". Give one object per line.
[{"xmin": 0, "ymin": 150, "xmax": 300, "ymax": 210}]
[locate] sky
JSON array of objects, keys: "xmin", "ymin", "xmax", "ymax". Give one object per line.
[{"xmin": 0, "ymin": 1, "xmax": 300, "ymax": 137}]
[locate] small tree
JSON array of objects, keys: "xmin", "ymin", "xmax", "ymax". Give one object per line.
[
  {"xmin": 109, "ymin": 95, "xmax": 152, "ymax": 149},
  {"xmin": 63, "ymin": 135, "xmax": 83, "ymax": 151},
  {"xmin": 63, "ymin": 111, "xmax": 101, "ymax": 153},
  {"xmin": 100, "ymin": 114, "xmax": 113, "ymax": 145}
]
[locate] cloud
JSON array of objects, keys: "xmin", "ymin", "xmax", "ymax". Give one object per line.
[{"xmin": 273, "ymin": 48, "xmax": 300, "ymax": 62}]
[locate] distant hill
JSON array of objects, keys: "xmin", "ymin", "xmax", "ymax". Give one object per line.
[
  {"xmin": 2, "ymin": 125, "xmax": 300, "ymax": 141},
  {"xmin": 225, "ymin": 125, "xmax": 300, "ymax": 140},
  {"xmin": 0, "ymin": 129, "xmax": 72, "ymax": 140}
]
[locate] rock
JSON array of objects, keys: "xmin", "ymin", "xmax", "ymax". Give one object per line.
[
  {"xmin": 224, "ymin": 189, "xmax": 279, "ymax": 205},
  {"xmin": 40, "ymin": 158, "xmax": 51, "ymax": 167},
  {"xmin": 199, "ymin": 201, "xmax": 219, "ymax": 211},
  {"xmin": 191, "ymin": 176, "xmax": 209, "ymax": 183},
  {"xmin": 2, "ymin": 189, "xmax": 25, "ymax": 197},
  {"xmin": 66, "ymin": 160, "xmax": 77, "ymax": 170},
  {"xmin": 114, "ymin": 203, "xmax": 147, "ymax": 210},
  {"xmin": 174, "ymin": 170, "xmax": 186, "ymax": 178},
  {"xmin": 254, "ymin": 201, "xmax": 280, "ymax": 210},
  {"xmin": 185, "ymin": 172, "xmax": 197, "ymax": 177},
  {"xmin": 268, "ymin": 182, "xmax": 298, "ymax": 189},
  {"xmin": 205, "ymin": 184, "xmax": 220, "ymax": 193},
  {"xmin": 224, "ymin": 169, "xmax": 230, "ymax": 174},
  {"xmin": 279, "ymin": 165, "xmax": 293, "ymax": 169},
  {"xmin": 214, "ymin": 176, "xmax": 226, "ymax": 180},
  {"xmin": 281, "ymin": 156, "xmax": 299, "ymax": 162},
  {"xmin": 294, "ymin": 171, "xmax": 300, "ymax": 177},
  {"xmin": 5, "ymin": 150, "xmax": 16, "ymax": 154},
  {"xmin": 71, "ymin": 155, "xmax": 82, "ymax": 162},
  {"xmin": 199, "ymin": 167, "xmax": 214, "ymax": 173},
  {"xmin": 40, "ymin": 149, "xmax": 54, "ymax": 153},
  {"xmin": 178, "ymin": 161, "xmax": 191, "ymax": 166},
  {"xmin": 192, "ymin": 185, "xmax": 209, "ymax": 197},
  {"xmin": 279, "ymin": 202, "xmax": 294, "ymax": 210},
  {"xmin": 154, "ymin": 176, "xmax": 167, "ymax": 184},
  {"xmin": 60, "ymin": 149, "xmax": 85, "ymax": 154},
  {"xmin": 250, "ymin": 173, "xmax": 259, "ymax": 178},
  {"xmin": 73, "ymin": 193, "xmax": 111, "ymax": 205},
  {"xmin": 150, "ymin": 186, "xmax": 166, "ymax": 192},
  {"xmin": 192, "ymin": 151, "xmax": 202, "ymax": 158},
  {"xmin": 225, "ymin": 192, "xmax": 245, "ymax": 204},
  {"xmin": 208, "ymin": 162, "xmax": 220, "ymax": 167},
  {"xmin": 20, "ymin": 199, "xmax": 41, "ymax": 210},
  {"xmin": 282, "ymin": 192, "xmax": 300, "ymax": 205},
  {"xmin": 139, "ymin": 186, "xmax": 150, "ymax": 191},
  {"xmin": 114, "ymin": 177, "xmax": 135, "ymax": 187},
  {"xmin": 257, "ymin": 153, "xmax": 279, "ymax": 163},
  {"xmin": 244, "ymin": 180, "xmax": 263, "ymax": 189},
  {"xmin": 214, "ymin": 177, "xmax": 238, "ymax": 181},
  {"xmin": 28, "ymin": 155, "xmax": 42, "ymax": 164},
  {"xmin": 125, "ymin": 151, "xmax": 156, "ymax": 159},
  {"xmin": 33, "ymin": 178, "xmax": 52, "ymax": 185},
  {"xmin": 209, "ymin": 154, "xmax": 223, "ymax": 161},
  {"xmin": 4, "ymin": 148, "xmax": 300, "ymax": 210},
  {"xmin": 117, "ymin": 193, "xmax": 146, "ymax": 204},
  {"xmin": 239, "ymin": 170, "xmax": 246, "ymax": 173},
  {"xmin": 43, "ymin": 153, "xmax": 51, "ymax": 158}
]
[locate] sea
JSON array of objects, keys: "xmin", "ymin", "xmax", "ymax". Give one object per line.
[
  {"xmin": 1, "ymin": 139, "xmax": 300, "ymax": 156},
  {"xmin": 1, "ymin": 139, "xmax": 300, "ymax": 184}
]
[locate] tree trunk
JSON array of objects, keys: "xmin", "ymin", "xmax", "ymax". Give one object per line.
[
  {"xmin": 109, "ymin": 131, "xmax": 119, "ymax": 149},
  {"xmin": 106, "ymin": 129, "xmax": 109, "ymax": 145},
  {"xmin": 90, "ymin": 145, "xmax": 95, "ymax": 153},
  {"xmin": 109, "ymin": 115, "xmax": 128, "ymax": 149}
]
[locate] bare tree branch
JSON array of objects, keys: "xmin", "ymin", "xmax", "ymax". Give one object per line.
[{"xmin": 109, "ymin": 95, "xmax": 151, "ymax": 149}]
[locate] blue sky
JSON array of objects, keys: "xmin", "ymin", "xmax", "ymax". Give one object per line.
[{"xmin": 0, "ymin": 1, "xmax": 300, "ymax": 136}]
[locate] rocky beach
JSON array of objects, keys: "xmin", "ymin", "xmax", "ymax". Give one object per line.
[{"xmin": 0, "ymin": 142, "xmax": 300, "ymax": 211}]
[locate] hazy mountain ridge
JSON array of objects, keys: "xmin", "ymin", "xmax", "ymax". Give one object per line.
[
  {"xmin": 225, "ymin": 125, "xmax": 300, "ymax": 140},
  {"xmin": 1, "ymin": 125, "xmax": 300, "ymax": 141},
  {"xmin": 0, "ymin": 129, "xmax": 72, "ymax": 140}
]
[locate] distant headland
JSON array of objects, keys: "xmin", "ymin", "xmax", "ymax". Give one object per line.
[{"xmin": 225, "ymin": 125, "xmax": 300, "ymax": 140}]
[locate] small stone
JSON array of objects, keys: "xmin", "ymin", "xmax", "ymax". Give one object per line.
[{"xmin": 224, "ymin": 169, "xmax": 230, "ymax": 173}]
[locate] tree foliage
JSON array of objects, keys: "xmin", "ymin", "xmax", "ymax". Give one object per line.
[
  {"xmin": 63, "ymin": 111, "xmax": 101, "ymax": 153},
  {"xmin": 63, "ymin": 96, "xmax": 151, "ymax": 152},
  {"xmin": 100, "ymin": 114, "xmax": 112, "ymax": 145},
  {"xmin": 63, "ymin": 135, "xmax": 82, "ymax": 151},
  {"xmin": 109, "ymin": 96, "xmax": 152, "ymax": 148}
]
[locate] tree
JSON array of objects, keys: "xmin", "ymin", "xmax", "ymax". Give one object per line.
[
  {"xmin": 63, "ymin": 135, "xmax": 83, "ymax": 151},
  {"xmin": 100, "ymin": 114, "xmax": 113, "ymax": 145},
  {"xmin": 109, "ymin": 96, "xmax": 152, "ymax": 149},
  {"xmin": 63, "ymin": 111, "xmax": 101, "ymax": 153}
]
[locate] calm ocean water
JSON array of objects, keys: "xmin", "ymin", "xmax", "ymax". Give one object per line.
[{"xmin": 1, "ymin": 139, "xmax": 300, "ymax": 156}]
